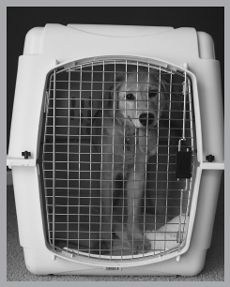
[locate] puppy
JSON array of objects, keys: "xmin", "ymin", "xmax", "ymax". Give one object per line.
[{"xmin": 92, "ymin": 66, "xmax": 167, "ymax": 254}]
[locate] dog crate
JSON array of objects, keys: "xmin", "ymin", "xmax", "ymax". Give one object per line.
[{"xmin": 7, "ymin": 24, "xmax": 224, "ymax": 276}]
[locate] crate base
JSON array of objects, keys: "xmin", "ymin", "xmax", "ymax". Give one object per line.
[{"xmin": 23, "ymin": 245, "xmax": 207, "ymax": 276}]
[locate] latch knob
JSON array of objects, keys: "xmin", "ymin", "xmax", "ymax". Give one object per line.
[
  {"xmin": 206, "ymin": 154, "xmax": 215, "ymax": 162},
  {"xmin": 22, "ymin": 151, "xmax": 31, "ymax": 159}
]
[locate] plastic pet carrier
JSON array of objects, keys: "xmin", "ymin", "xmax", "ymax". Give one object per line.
[{"xmin": 7, "ymin": 24, "xmax": 224, "ymax": 276}]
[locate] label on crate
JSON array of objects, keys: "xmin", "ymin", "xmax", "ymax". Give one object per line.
[{"xmin": 104, "ymin": 267, "xmax": 122, "ymax": 271}]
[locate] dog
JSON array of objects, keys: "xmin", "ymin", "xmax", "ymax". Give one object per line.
[{"xmin": 92, "ymin": 66, "xmax": 168, "ymax": 254}]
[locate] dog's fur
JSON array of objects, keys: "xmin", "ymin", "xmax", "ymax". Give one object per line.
[{"xmin": 93, "ymin": 67, "xmax": 168, "ymax": 254}]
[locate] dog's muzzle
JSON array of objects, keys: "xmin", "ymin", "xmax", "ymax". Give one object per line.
[{"xmin": 139, "ymin": 113, "xmax": 155, "ymax": 127}]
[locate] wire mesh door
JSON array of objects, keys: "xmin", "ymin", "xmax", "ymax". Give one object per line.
[{"xmin": 41, "ymin": 57, "xmax": 195, "ymax": 261}]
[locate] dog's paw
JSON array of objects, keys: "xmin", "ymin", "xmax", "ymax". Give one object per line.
[
  {"xmin": 91, "ymin": 240, "xmax": 110, "ymax": 255},
  {"xmin": 132, "ymin": 237, "xmax": 151, "ymax": 254},
  {"xmin": 100, "ymin": 240, "xmax": 112, "ymax": 254},
  {"xmin": 127, "ymin": 232, "xmax": 151, "ymax": 254},
  {"xmin": 98, "ymin": 230, "xmax": 113, "ymax": 254}
]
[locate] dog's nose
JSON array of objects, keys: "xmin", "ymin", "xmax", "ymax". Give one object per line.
[{"xmin": 139, "ymin": 113, "xmax": 155, "ymax": 127}]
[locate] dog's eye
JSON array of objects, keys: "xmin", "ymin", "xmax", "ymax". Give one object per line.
[
  {"xmin": 149, "ymin": 91, "xmax": 158, "ymax": 98},
  {"xmin": 126, "ymin": 93, "xmax": 135, "ymax": 100}
]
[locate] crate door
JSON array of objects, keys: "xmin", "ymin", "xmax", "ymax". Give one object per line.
[{"xmin": 40, "ymin": 57, "xmax": 196, "ymax": 261}]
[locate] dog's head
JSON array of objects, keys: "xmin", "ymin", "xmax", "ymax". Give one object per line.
[
  {"xmin": 103, "ymin": 66, "xmax": 168, "ymax": 154},
  {"xmin": 104, "ymin": 67, "xmax": 168, "ymax": 126}
]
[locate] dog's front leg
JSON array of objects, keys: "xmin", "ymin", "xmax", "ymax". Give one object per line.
[{"xmin": 126, "ymin": 168, "xmax": 151, "ymax": 254}]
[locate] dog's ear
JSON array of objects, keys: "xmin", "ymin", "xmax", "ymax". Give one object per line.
[
  {"xmin": 149, "ymin": 70, "xmax": 169, "ymax": 112},
  {"xmin": 138, "ymin": 129, "xmax": 157, "ymax": 155},
  {"xmin": 147, "ymin": 129, "xmax": 158, "ymax": 155},
  {"xmin": 103, "ymin": 73, "xmax": 125, "ymax": 113},
  {"xmin": 158, "ymin": 73, "xmax": 170, "ymax": 114}
]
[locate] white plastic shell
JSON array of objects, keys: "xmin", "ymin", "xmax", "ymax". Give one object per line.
[{"xmin": 7, "ymin": 24, "xmax": 224, "ymax": 276}]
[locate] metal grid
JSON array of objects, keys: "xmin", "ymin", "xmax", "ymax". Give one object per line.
[{"xmin": 41, "ymin": 58, "xmax": 195, "ymax": 261}]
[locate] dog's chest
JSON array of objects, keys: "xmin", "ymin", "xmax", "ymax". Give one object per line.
[
  {"xmin": 114, "ymin": 133, "xmax": 140, "ymax": 164},
  {"xmin": 124, "ymin": 135, "xmax": 136, "ymax": 153}
]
